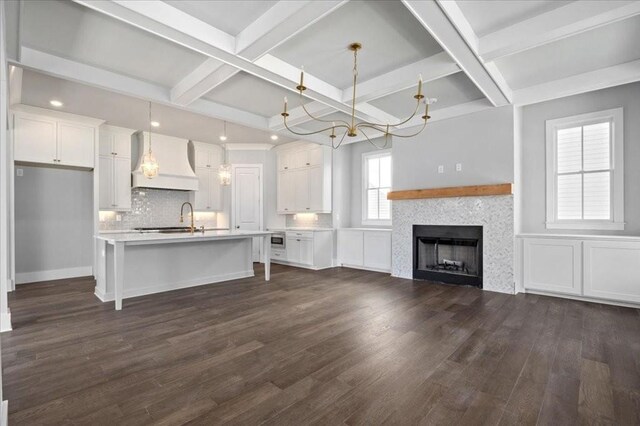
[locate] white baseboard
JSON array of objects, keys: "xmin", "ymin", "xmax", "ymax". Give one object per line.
[
  {"xmin": 0, "ymin": 312, "xmax": 12, "ymax": 332},
  {"xmin": 339, "ymin": 263, "xmax": 392, "ymax": 274},
  {"xmin": 94, "ymin": 270, "xmax": 255, "ymax": 302},
  {"xmin": 16, "ymin": 266, "xmax": 93, "ymax": 284},
  {"xmin": 1, "ymin": 400, "xmax": 7, "ymax": 426},
  {"xmin": 525, "ymin": 289, "xmax": 640, "ymax": 309},
  {"xmin": 271, "ymin": 259, "xmax": 333, "ymax": 271}
]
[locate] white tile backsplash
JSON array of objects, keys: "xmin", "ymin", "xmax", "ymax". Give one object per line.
[
  {"xmin": 99, "ymin": 188, "xmax": 218, "ymax": 231},
  {"xmin": 392, "ymin": 195, "xmax": 515, "ymax": 294},
  {"xmin": 285, "ymin": 213, "xmax": 333, "ymax": 228}
]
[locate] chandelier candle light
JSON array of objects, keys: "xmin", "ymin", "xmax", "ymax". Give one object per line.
[
  {"xmin": 282, "ymin": 42, "xmax": 436, "ymax": 149},
  {"xmin": 141, "ymin": 101, "xmax": 159, "ymax": 178}
]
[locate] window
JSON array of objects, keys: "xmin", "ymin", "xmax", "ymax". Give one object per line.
[
  {"xmin": 363, "ymin": 150, "xmax": 392, "ymax": 225},
  {"xmin": 545, "ymin": 108, "xmax": 624, "ymax": 230}
]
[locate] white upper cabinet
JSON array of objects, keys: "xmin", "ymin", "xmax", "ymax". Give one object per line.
[
  {"xmin": 190, "ymin": 141, "xmax": 222, "ymax": 212},
  {"xmin": 57, "ymin": 121, "xmax": 96, "ymax": 168},
  {"xmin": 12, "ymin": 105, "xmax": 103, "ymax": 169},
  {"xmin": 98, "ymin": 125, "xmax": 135, "ymax": 211},
  {"xmin": 276, "ymin": 143, "xmax": 332, "ymax": 214},
  {"xmin": 13, "ymin": 114, "xmax": 57, "ymax": 164}
]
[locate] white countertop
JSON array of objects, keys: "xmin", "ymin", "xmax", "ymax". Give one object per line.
[
  {"xmin": 97, "ymin": 230, "xmax": 272, "ymax": 244},
  {"xmin": 99, "ymin": 228, "xmax": 229, "ymax": 234},
  {"xmin": 338, "ymin": 227, "xmax": 392, "ymax": 232},
  {"xmin": 516, "ymin": 233, "xmax": 640, "ymax": 241},
  {"xmin": 268, "ymin": 227, "xmax": 334, "ymax": 232}
]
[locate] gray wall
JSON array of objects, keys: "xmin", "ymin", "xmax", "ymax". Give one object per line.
[
  {"xmin": 520, "ymin": 82, "xmax": 640, "ymax": 236},
  {"xmin": 392, "ymin": 105, "xmax": 515, "ymax": 191},
  {"xmin": 349, "ymin": 139, "xmax": 392, "ymax": 228},
  {"xmin": 15, "ymin": 166, "xmax": 93, "ymax": 274}
]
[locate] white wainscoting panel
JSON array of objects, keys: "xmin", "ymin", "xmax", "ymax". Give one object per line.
[
  {"xmin": 523, "ymin": 238, "xmax": 582, "ymax": 295},
  {"xmin": 584, "ymin": 240, "xmax": 640, "ymax": 304},
  {"xmin": 363, "ymin": 231, "xmax": 392, "ymax": 272},
  {"xmin": 337, "ymin": 229, "xmax": 364, "ymax": 267}
]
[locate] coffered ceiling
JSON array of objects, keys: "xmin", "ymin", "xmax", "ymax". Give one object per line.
[{"xmin": 5, "ymin": 0, "xmax": 640, "ymax": 146}]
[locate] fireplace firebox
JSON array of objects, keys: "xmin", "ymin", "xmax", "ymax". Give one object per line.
[{"xmin": 413, "ymin": 225, "xmax": 483, "ymax": 288}]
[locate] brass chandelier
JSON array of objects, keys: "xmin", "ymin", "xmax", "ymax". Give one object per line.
[{"xmin": 281, "ymin": 42, "xmax": 436, "ymax": 149}]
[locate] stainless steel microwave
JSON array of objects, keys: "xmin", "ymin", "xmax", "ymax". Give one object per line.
[{"xmin": 271, "ymin": 233, "xmax": 286, "ymax": 249}]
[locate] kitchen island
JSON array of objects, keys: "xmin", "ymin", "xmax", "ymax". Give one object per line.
[{"xmin": 96, "ymin": 230, "xmax": 272, "ymax": 310}]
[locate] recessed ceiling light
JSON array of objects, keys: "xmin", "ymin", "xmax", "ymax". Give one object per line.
[
  {"xmin": 49, "ymin": 100, "xmax": 63, "ymax": 107},
  {"xmin": 219, "ymin": 135, "xmax": 228, "ymax": 141},
  {"xmin": 150, "ymin": 121, "xmax": 160, "ymax": 127},
  {"xmin": 270, "ymin": 135, "xmax": 279, "ymax": 141}
]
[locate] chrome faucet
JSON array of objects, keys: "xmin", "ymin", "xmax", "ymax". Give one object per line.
[{"xmin": 180, "ymin": 202, "xmax": 195, "ymax": 234}]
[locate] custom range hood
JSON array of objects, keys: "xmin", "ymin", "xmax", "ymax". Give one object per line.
[{"xmin": 132, "ymin": 131, "xmax": 198, "ymax": 191}]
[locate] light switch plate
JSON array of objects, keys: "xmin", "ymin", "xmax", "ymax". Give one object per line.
[
  {"xmin": 16, "ymin": 169, "xmax": 23, "ymax": 177},
  {"xmin": 456, "ymin": 163, "xmax": 462, "ymax": 172},
  {"xmin": 438, "ymin": 165, "xmax": 444, "ymax": 174},
  {"xmin": 116, "ymin": 214, "xmax": 122, "ymax": 222}
]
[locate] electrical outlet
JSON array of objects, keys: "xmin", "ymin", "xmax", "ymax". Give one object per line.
[
  {"xmin": 438, "ymin": 165, "xmax": 444, "ymax": 174},
  {"xmin": 116, "ymin": 214, "xmax": 122, "ymax": 222},
  {"xmin": 456, "ymin": 163, "xmax": 462, "ymax": 172},
  {"xmin": 16, "ymin": 169, "xmax": 23, "ymax": 177}
]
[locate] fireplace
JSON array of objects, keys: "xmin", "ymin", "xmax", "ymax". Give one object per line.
[{"xmin": 413, "ymin": 225, "xmax": 483, "ymax": 287}]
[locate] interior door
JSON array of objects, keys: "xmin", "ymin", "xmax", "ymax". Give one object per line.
[{"xmin": 233, "ymin": 165, "xmax": 262, "ymax": 262}]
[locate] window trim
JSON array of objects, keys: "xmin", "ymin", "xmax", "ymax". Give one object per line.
[
  {"xmin": 545, "ymin": 107, "xmax": 625, "ymax": 231},
  {"xmin": 362, "ymin": 149, "xmax": 392, "ymax": 226}
]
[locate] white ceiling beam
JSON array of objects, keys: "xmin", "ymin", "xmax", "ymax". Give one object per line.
[
  {"xmin": 268, "ymin": 101, "xmax": 335, "ymax": 131},
  {"xmin": 171, "ymin": 0, "xmax": 347, "ymax": 106},
  {"xmin": 8, "ymin": 65, "xmax": 22, "ymax": 105},
  {"xmin": 268, "ymin": 52, "xmax": 459, "ymax": 132},
  {"xmin": 13, "ymin": 47, "xmax": 330, "ymax": 146},
  {"xmin": 433, "ymin": 0, "xmax": 511, "ymax": 106},
  {"xmin": 513, "ymin": 59, "xmax": 640, "ymax": 106},
  {"xmin": 342, "ymin": 52, "xmax": 460, "ymax": 104},
  {"xmin": 402, "ymin": 0, "xmax": 509, "ymax": 106},
  {"xmin": 73, "ymin": 0, "xmax": 388, "ymax": 125},
  {"xmin": 394, "ymin": 98, "xmax": 493, "ymax": 131},
  {"xmin": 480, "ymin": 1, "xmax": 640, "ymax": 62}
]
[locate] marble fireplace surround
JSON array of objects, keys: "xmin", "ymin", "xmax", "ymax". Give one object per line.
[{"xmin": 392, "ymin": 195, "xmax": 515, "ymax": 294}]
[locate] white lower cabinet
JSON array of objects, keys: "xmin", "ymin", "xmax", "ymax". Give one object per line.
[
  {"xmin": 583, "ymin": 240, "xmax": 640, "ymax": 304},
  {"xmin": 272, "ymin": 230, "xmax": 333, "ymax": 270},
  {"xmin": 523, "ymin": 238, "xmax": 582, "ymax": 296},
  {"xmin": 519, "ymin": 235, "xmax": 640, "ymax": 306},
  {"xmin": 337, "ymin": 229, "xmax": 392, "ymax": 273}
]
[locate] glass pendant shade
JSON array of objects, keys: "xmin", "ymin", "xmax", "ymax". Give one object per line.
[
  {"xmin": 218, "ymin": 163, "xmax": 231, "ymax": 186},
  {"xmin": 141, "ymin": 150, "xmax": 159, "ymax": 178}
]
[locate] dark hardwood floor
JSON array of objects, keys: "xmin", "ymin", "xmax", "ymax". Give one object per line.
[{"xmin": 3, "ymin": 264, "xmax": 640, "ymax": 425}]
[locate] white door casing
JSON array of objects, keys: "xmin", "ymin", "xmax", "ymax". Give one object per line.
[{"xmin": 232, "ymin": 165, "xmax": 263, "ymax": 262}]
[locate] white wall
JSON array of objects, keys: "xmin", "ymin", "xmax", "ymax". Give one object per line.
[
  {"xmin": 332, "ymin": 145, "xmax": 351, "ymax": 229},
  {"xmin": 520, "ymin": 82, "xmax": 640, "ymax": 236},
  {"xmin": 392, "ymin": 105, "xmax": 515, "ymax": 191},
  {"xmin": 14, "ymin": 166, "xmax": 94, "ymax": 281}
]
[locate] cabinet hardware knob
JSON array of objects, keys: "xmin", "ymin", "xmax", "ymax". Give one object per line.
[
  {"xmin": 306, "ymin": 207, "xmax": 310, "ymax": 210},
  {"xmin": 296, "ymin": 239, "xmax": 300, "ymax": 242},
  {"xmin": 284, "ymin": 166, "xmax": 288, "ymax": 169},
  {"xmin": 306, "ymin": 162, "xmax": 310, "ymax": 165}
]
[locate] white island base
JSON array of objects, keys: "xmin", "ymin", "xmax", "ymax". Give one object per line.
[{"xmin": 96, "ymin": 231, "xmax": 272, "ymax": 310}]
